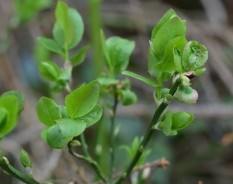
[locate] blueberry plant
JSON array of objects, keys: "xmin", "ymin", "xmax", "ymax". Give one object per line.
[{"xmin": 0, "ymin": 2, "xmax": 208, "ymax": 184}]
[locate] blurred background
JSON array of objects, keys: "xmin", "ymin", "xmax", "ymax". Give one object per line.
[{"xmin": 1, "ymin": 0, "xmax": 233, "ymax": 184}]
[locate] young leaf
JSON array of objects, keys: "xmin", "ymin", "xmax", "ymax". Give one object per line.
[
  {"xmin": 152, "ymin": 16, "xmax": 186, "ymax": 59},
  {"xmin": 39, "ymin": 61, "xmax": 61, "ymax": 81},
  {"xmin": 171, "ymin": 111, "xmax": 194, "ymax": 131},
  {"xmin": 20, "ymin": 150, "xmax": 32, "ymax": 168},
  {"xmin": 55, "ymin": 1, "xmax": 74, "ymax": 45},
  {"xmin": 37, "ymin": 37, "xmax": 64, "ymax": 57},
  {"xmin": 0, "ymin": 107, "xmax": 8, "ymax": 128},
  {"xmin": 46, "ymin": 124, "xmax": 72, "ymax": 149},
  {"xmin": 1, "ymin": 91, "xmax": 24, "ymax": 114},
  {"xmin": 78, "ymin": 104, "xmax": 103, "ymax": 128},
  {"xmin": 182, "ymin": 41, "xmax": 208, "ymax": 71},
  {"xmin": 122, "ymin": 71, "xmax": 158, "ymax": 87},
  {"xmin": 100, "ymin": 30, "xmax": 111, "ymax": 69},
  {"xmin": 36, "ymin": 97, "xmax": 61, "ymax": 127},
  {"xmin": 0, "ymin": 96, "xmax": 18, "ymax": 137},
  {"xmin": 119, "ymin": 90, "xmax": 137, "ymax": 106},
  {"xmin": 60, "ymin": 106, "xmax": 68, "ymax": 118},
  {"xmin": 151, "ymin": 9, "xmax": 176, "ymax": 39},
  {"xmin": 70, "ymin": 46, "xmax": 90, "ymax": 67},
  {"xmin": 55, "ymin": 118, "xmax": 86, "ymax": 137},
  {"xmin": 56, "ymin": 69, "xmax": 71, "ymax": 85},
  {"xmin": 65, "ymin": 80, "xmax": 100, "ymax": 118},
  {"xmin": 173, "ymin": 47, "xmax": 183, "ymax": 73},
  {"xmin": 195, "ymin": 68, "xmax": 206, "ymax": 76},
  {"xmin": 97, "ymin": 77, "xmax": 119, "ymax": 86},
  {"xmin": 68, "ymin": 8, "xmax": 84, "ymax": 49},
  {"xmin": 40, "ymin": 128, "xmax": 49, "ymax": 143},
  {"xmin": 159, "ymin": 110, "xmax": 173, "ymax": 136},
  {"xmin": 52, "ymin": 22, "xmax": 64, "ymax": 47},
  {"xmin": 106, "ymin": 37, "xmax": 135, "ymax": 75},
  {"xmin": 155, "ymin": 36, "xmax": 187, "ymax": 73},
  {"xmin": 148, "ymin": 47, "xmax": 160, "ymax": 79}
]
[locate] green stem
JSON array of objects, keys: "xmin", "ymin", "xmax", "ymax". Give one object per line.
[
  {"xmin": 0, "ymin": 157, "xmax": 40, "ymax": 184},
  {"xmin": 109, "ymin": 86, "xmax": 118, "ymax": 183},
  {"xmin": 115, "ymin": 79, "xmax": 181, "ymax": 184},
  {"xmin": 78, "ymin": 134, "xmax": 108, "ymax": 183}
]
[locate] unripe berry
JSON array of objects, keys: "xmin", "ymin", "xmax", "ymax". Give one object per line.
[{"xmin": 176, "ymin": 86, "xmax": 198, "ymax": 104}]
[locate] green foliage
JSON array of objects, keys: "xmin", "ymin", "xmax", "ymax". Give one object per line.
[
  {"xmin": 0, "ymin": 91, "xmax": 24, "ymax": 138},
  {"xmin": 70, "ymin": 46, "xmax": 90, "ymax": 67},
  {"xmin": 36, "ymin": 81, "xmax": 102, "ymax": 149},
  {"xmin": 119, "ymin": 90, "xmax": 137, "ymax": 106},
  {"xmin": 121, "ymin": 137, "xmax": 151, "ymax": 167},
  {"xmin": 13, "ymin": 0, "xmax": 52, "ymax": 24}
]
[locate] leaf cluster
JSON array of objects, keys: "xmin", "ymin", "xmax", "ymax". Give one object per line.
[{"xmin": 36, "ymin": 81, "xmax": 103, "ymax": 149}]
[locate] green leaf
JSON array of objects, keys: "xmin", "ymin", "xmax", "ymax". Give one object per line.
[
  {"xmin": 67, "ymin": 8, "xmax": 84, "ymax": 49},
  {"xmin": 172, "ymin": 111, "xmax": 194, "ymax": 131},
  {"xmin": 20, "ymin": 150, "xmax": 32, "ymax": 168},
  {"xmin": 55, "ymin": 1, "xmax": 74, "ymax": 45},
  {"xmin": 60, "ymin": 106, "xmax": 68, "ymax": 118},
  {"xmin": 46, "ymin": 124, "xmax": 72, "ymax": 149},
  {"xmin": 120, "ymin": 90, "xmax": 137, "ymax": 106},
  {"xmin": 173, "ymin": 47, "xmax": 183, "ymax": 73},
  {"xmin": 151, "ymin": 9, "xmax": 176, "ymax": 39},
  {"xmin": 52, "ymin": 22, "xmax": 64, "ymax": 48},
  {"xmin": 100, "ymin": 30, "xmax": 111, "ymax": 70},
  {"xmin": 159, "ymin": 110, "xmax": 173, "ymax": 136},
  {"xmin": 148, "ymin": 47, "xmax": 160, "ymax": 79},
  {"xmin": 97, "ymin": 77, "xmax": 119, "ymax": 86},
  {"xmin": 155, "ymin": 36, "xmax": 187, "ymax": 73},
  {"xmin": 56, "ymin": 118, "xmax": 86, "ymax": 137},
  {"xmin": 36, "ymin": 97, "xmax": 61, "ymax": 127},
  {"xmin": 65, "ymin": 80, "xmax": 100, "ymax": 118},
  {"xmin": 152, "ymin": 16, "xmax": 186, "ymax": 59},
  {"xmin": 56, "ymin": 69, "xmax": 71, "ymax": 85},
  {"xmin": 1, "ymin": 91, "xmax": 24, "ymax": 114},
  {"xmin": 79, "ymin": 104, "xmax": 103, "ymax": 128},
  {"xmin": 195, "ymin": 68, "xmax": 206, "ymax": 76},
  {"xmin": 0, "ymin": 107, "xmax": 8, "ymax": 129},
  {"xmin": 70, "ymin": 46, "xmax": 90, "ymax": 67},
  {"xmin": 122, "ymin": 71, "xmax": 158, "ymax": 87},
  {"xmin": 182, "ymin": 41, "xmax": 208, "ymax": 71},
  {"xmin": 0, "ymin": 96, "xmax": 18, "ymax": 137},
  {"xmin": 37, "ymin": 37, "xmax": 64, "ymax": 56},
  {"xmin": 39, "ymin": 61, "xmax": 61, "ymax": 81},
  {"xmin": 106, "ymin": 37, "xmax": 135, "ymax": 74},
  {"xmin": 40, "ymin": 128, "xmax": 48, "ymax": 143}
]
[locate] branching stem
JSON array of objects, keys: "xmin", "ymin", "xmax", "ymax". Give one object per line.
[
  {"xmin": 115, "ymin": 79, "xmax": 182, "ymax": 184},
  {"xmin": 0, "ymin": 157, "xmax": 40, "ymax": 184}
]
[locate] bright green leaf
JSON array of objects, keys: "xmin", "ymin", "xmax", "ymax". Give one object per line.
[
  {"xmin": 40, "ymin": 128, "xmax": 48, "ymax": 143},
  {"xmin": 20, "ymin": 150, "xmax": 32, "ymax": 168},
  {"xmin": 79, "ymin": 104, "xmax": 103, "ymax": 128},
  {"xmin": 106, "ymin": 36, "xmax": 135, "ymax": 74},
  {"xmin": 122, "ymin": 71, "xmax": 158, "ymax": 87},
  {"xmin": 0, "ymin": 96, "xmax": 18, "ymax": 137},
  {"xmin": 152, "ymin": 16, "xmax": 186, "ymax": 59},
  {"xmin": 36, "ymin": 97, "xmax": 61, "ymax": 127},
  {"xmin": 159, "ymin": 110, "xmax": 173, "ymax": 136},
  {"xmin": 173, "ymin": 47, "xmax": 183, "ymax": 73},
  {"xmin": 52, "ymin": 22, "xmax": 64, "ymax": 47},
  {"xmin": 195, "ymin": 68, "xmax": 206, "ymax": 76},
  {"xmin": 1, "ymin": 91, "xmax": 24, "ymax": 114},
  {"xmin": 56, "ymin": 69, "xmax": 71, "ymax": 85},
  {"xmin": 151, "ymin": 9, "xmax": 176, "ymax": 39},
  {"xmin": 39, "ymin": 61, "xmax": 61, "ymax": 81},
  {"xmin": 46, "ymin": 124, "xmax": 72, "ymax": 149},
  {"xmin": 70, "ymin": 46, "xmax": 90, "ymax": 67},
  {"xmin": 182, "ymin": 41, "xmax": 208, "ymax": 71},
  {"xmin": 172, "ymin": 111, "xmax": 194, "ymax": 131},
  {"xmin": 100, "ymin": 30, "xmax": 111, "ymax": 70},
  {"xmin": 97, "ymin": 77, "xmax": 119, "ymax": 86},
  {"xmin": 55, "ymin": 1, "xmax": 74, "ymax": 45},
  {"xmin": 37, "ymin": 37, "xmax": 64, "ymax": 56},
  {"xmin": 68, "ymin": 8, "xmax": 84, "ymax": 49},
  {"xmin": 0, "ymin": 107, "xmax": 8, "ymax": 129},
  {"xmin": 60, "ymin": 106, "xmax": 68, "ymax": 118},
  {"xmin": 155, "ymin": 36, "xmax": 187, "ymax": 73},
  {"xmin": 56, "ymin": 118, "xmax": 86, "ymax": 137},
  {"xmin": 65, "ymin": 80, "xmax": 100, "ymax": 118}
]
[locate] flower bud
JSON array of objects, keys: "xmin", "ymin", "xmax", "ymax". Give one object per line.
[
  {"xmin": 176, "ymin": 86, "xmax": 198, "ymax": 104},
  {"xmin": 20, "ymin": 150, "xmax": 32, "ymax": 168}
]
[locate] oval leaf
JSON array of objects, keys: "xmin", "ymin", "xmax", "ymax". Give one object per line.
[
  {"xmin": 79, "ymin": 104, "xmax": 103, "ymax": 128},
  {"xmin": 171, "ymin": 111, "xmax": 194, "ymax": 131},
  {"xmin": 70, "ymin": 46, "xmax": 90, "ymax": 67},
  {"xmin": 39, "ymin": 61, "xmax": 61, "ymax": 81},
  {"xmin": 36, "ymin": 97, "xmax": 61, "ymax": 127},
  {"xmin": 65, "ymin": 80, "xmax": 100, "ymax": 118},
  {"xmin": 120, "ymin": 90, "xmax": 137, "ymax": 106}
]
